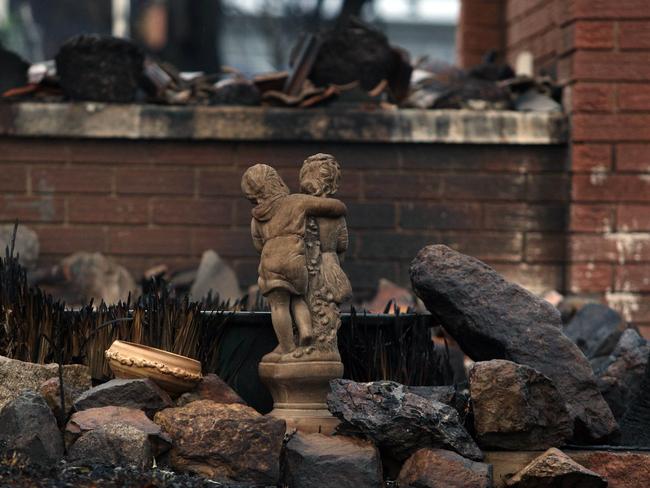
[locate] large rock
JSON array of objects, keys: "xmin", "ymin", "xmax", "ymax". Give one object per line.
[
  {"xmin": 66, "ymin": 406, "xmax": 171, "ymax": 455},
  {"xmin": 39, "ymin": 377, "xmax": 82, "ymax": 424},
  {"xmin": 0, "ymin": 355, "xmax": 91, "ymax": 410},
  {"xmin": 73, "ymin": 378, "xmax": 173, "ymax": 415},
  {"xmin": 397, "ymin": 448, "xmax": 492, "ymax": 488},
  {"xmin": 59, "ymin": 252, "xmax": 137, "ymax": 306},
  {"xmin": 67, "ymin": 423, "xmax": 153, "ymax": 469},
  {"xmin": 0, "ymin": 390, "xmax": 64, "ymax": 466},
  {"xmin": 283, "ymin": 432, "xmax": 383, "ymax": 488},
  {"xmin": 564, "ymin": 303, "xmax": 627, "ymax": 359},
  {"xmin": 410, "ymin": 245, "xmax": 618, "ymax": 442},
  {"xmin": 576, "ymin": 451, "xmax": 650, "ymax": 488},
  {"xmin": 0, "ymin": 225, "xmax": 39, "ymax": 269},
  {"xmin": 327, "ymin": 379, "xmax": 482, "ymax": 461},
  {"xmin": 408, "ymin": 384, "xmax": 470, "ymax": 422},
  {"xmin": 505, "ymin": 448, "xmax": 607, "ymax": 487},
  {"xmin": 619, "ymin": 351, "xmax": 650, "ymax": 446},
  {"xmin": 175, "ymin": 373, "xmax": 244, "ymax": 407},
  {"xmin": 594, "ymin": 329, "xmax": 649, "ymax": 420},
  {"xmin": 469, "ymin": 360, "xmax": 572, "ymax": 450},
  {"xmin": 189, "ymin": 250, "xmax": 241, "ymax": 303},
  {"xmin": 154, "ymin": 400, "xmax": 285, "ymax": 484}
]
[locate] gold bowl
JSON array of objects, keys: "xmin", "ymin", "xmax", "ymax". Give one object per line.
[{"xmin": 105, "ymin": 340, "xmax": 202, "ymax": 395}]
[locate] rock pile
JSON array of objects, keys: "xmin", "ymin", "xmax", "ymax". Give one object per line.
[
  {"xmin": 1, "ymin": 245, "xmax": 649, "ymax": 486},
  {"xmin": 410, "ymin": 244, "xmax": 618, "ymax": 443}
]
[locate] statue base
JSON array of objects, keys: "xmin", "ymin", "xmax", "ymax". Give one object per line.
[{"xmin": 258, "ymin": 360, "xmax": 343, "ymax": 435}]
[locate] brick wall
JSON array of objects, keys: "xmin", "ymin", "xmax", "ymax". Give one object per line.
[
  {"xmin": 564, "ymin": 1, "xmax": 650, "ymax": 336},
  {"xmin": 0, "ymin": 137, "xmax": 567, "ymax": 301},
  {"xmin": 461, "ymin": 0, "xmax": 650, "ymax": 334},
  {"xmin": 457, "ymin": 0, "xmax": 506, "ymax": 68}
]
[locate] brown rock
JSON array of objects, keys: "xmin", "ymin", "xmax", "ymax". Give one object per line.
[
  {"xmin": 505, "ymin": 448, "xmax": 607, "ymax": 487},
  {"xmin": 39, "ymin": 377, "xmax": 83, "ymax": 424},
  {"xmin": 66, "ymin": 406, "xmax": 170, "ymax": 455},
  {"xmin": 175, "ymin": 373, "xmax": 244, "ymax": 407},
  {"xmin": 0, "ymin": 355, "xmax": 91, "ymax": 410},
  {"xmin": 576, "ymin": 451, "xmax": 650, "ymax": 488},
  {"xmin": 154, "ymin": 400, "xmax": 285, "ymax": 484},
  {"xmin": 398, "ymin": 448, "xmax": 492, "ymax": 488},
  {"xmin": 469, "ymin": 360, "xmax": 573, "ymax": 450},
  {"xmin": 283, "ymin": 432, "xmax": 383, "ymax": 488}
]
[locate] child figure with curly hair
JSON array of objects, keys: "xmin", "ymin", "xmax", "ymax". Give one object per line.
[{"xmin": 241, "ymin": 163, "xmax": 347, "ymax": 362}]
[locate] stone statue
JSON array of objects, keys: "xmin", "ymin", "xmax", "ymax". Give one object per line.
[
  {"xmin": 299, "ymin": 153, "xmax": 352, "ymax": 362},
  {"xmin": 241, "ymin": 155, "xmax": 352, "ymax": 433}
]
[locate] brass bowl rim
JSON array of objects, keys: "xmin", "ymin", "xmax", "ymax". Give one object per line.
[{"xmin": 109, "ymin": 339, "xmax": 201, "ymax": 370}]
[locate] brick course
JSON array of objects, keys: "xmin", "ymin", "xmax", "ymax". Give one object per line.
[{"xmin": 0, "ymin": 137, "xmax": 567, "ymax": 300}]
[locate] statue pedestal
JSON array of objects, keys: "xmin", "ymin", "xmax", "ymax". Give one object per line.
[{"xmin": 258, "ymin": 360, "xmax": 343, "ymax": 434}]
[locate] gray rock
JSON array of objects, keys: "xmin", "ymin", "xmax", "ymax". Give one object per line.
[
  {"xmin": 283, "ymin": 432, "xmax": 383, "ymax": 488},
  {"xmin": 67, "ymin": 422, "xmax": 153, "ymax": 469},
  {"xmin": 505, "ymin": 448, "xmax": 607, "ymax": 487},
  {"xmin": 189, "ymin": 250, "xmax": 241, "ymax": 303},
  {"xmin": 0, "ymin": 225, "xmax": 39, "ymax": 269},
  {"xmin": 398, "ymin": 448, "xmax": 492, "ymax": 488},
  {"xmin": 408, "ymin": 385, "xmax": 470, "ymax": 423},
  {"xmin": 409, "ymin": 245, "xmax": 618, "ymax": 442},
  {"xmin": 73, "ymin": 378, "xmax": 173, "ymax": 416},
  {"xmin": 594, "ymin": 329, "xmax": 650, "ymax": 420},
  {"xmin": 564, "ymin": 303, "xmax": 627, "ymax": 359},
  {"xmin": 0, "ymin": 355, "xmax": 91, "ymax": 410},
  {"xmin": 327, "ymin": 379, "xmax": 483, "ymax": 461},
  {"xmin": 620, "ymin": 350, "xmax": 650, "ymax": 446},
  {"xmin": 58, "ymin": 252, "xmax": 137, "ymax": 306},
  {"xmin": 469, "ymin": 360, "xmax": 572, "ymax": 449},
  {"xmin": 0, "ymin": 390, "xmax": 64, "ymax": 466}
]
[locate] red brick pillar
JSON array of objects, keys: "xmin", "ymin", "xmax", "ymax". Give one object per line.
[
  {"xmin": 457, "ymin": 0, "xmax": 506, "ymax": 68},
  {"xmin": 564, "ymin": 2, "xmax": 650, "ymax": 335}
]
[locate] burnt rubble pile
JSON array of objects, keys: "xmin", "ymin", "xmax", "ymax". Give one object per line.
[
  {"xmin": 0, "ymin": 244, "xmax": 648, "ymax": 486},
  {"xmin": 0, "ymin": 19, "xmax": 561, "ymax": 112}
]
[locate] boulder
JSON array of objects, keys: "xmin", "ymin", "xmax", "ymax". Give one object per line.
[
  {"xmin": 408, "ymin": 385, "xmax": 471, "ymax": 423},
  {"xmin": 189, "ymin": 250, "xmax": 241, "ymax": 303},
  {"xmin": 0, "ymin": 224, "xmax": 39, "ymax": 269},
  {"xmin": 0, "ymin": 355, "xmax": 91, "ymax": 410},
  {"xmin": 327, "ymin": 379, "xmax": 482, "ymax": 461},
  {"xmin": 397, "ymin": 448, "xmax": 492, "ymax": 488},
  {"xmin": 67, "ymin": 423, "xmax": 153, "ymax": 469},
  {"xmin": 175, "ymin": 373, "xmax": 244, "ymax": 407},
  {"xmin": 619, "ymin": 351, "xmax": 650, "ymax": 446},
  {"xmin": 39, "ymin": 377, "xmax": 81, "ymax": 424},
  {"xmin": 576, "ymin": 450, "xmax": 650, "ymax": 488},
  {"xmin": 58, "ymin": 252, "xmax": 137, "ymax": 306},
  {"xmin": 410, "ymin": 245, "xmax": 618, "ymax": 442},
  {"xmin": 469, "ymin": 360, "xmax": 572, "ymax": 450},
  {"xmin": 73, "ymin": 378, "xmax": 173, "ymax": 415},
  {"xmin": 505, "ymin": 448, "xmax": 607, "ymax": 487},
  {"xmin": 154, "ymin": 400, "xmax": 285, "ymax": 484},
  {"xmin": 594, "ymin": 329, "xmax": 649, "ymax": 420},
  {"xmin": 66, "ymin": 406, "xmax": 171, "ymax": 455},
  {"xmin": 564, "ymin": 303, "xmax": 627, "ymax": 359},
  {"xmin": 0, "ymin": 390, "xmax": 64, "ymax": 466},
  {"xmin": 283, "ymin": 432, "xmax": 383, "ymax": 488}
]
